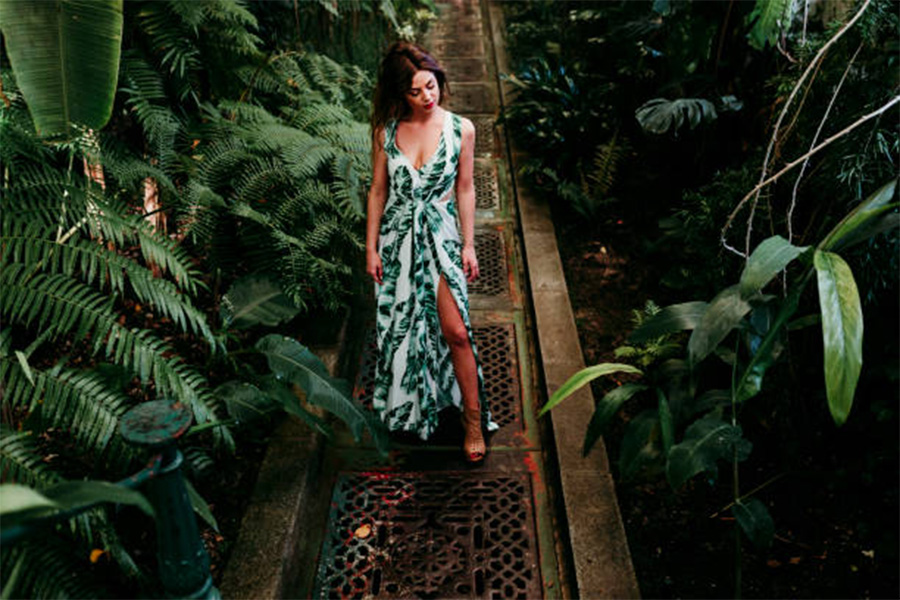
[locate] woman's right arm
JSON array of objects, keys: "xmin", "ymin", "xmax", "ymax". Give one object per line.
[{"xmin": 366, "ymin": 127, "xmax": 388, "ymax": 285}]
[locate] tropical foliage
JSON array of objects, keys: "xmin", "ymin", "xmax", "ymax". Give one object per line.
[{"xmin": 0, "ymin": 0, "xmax": 413, "ymax": 596}]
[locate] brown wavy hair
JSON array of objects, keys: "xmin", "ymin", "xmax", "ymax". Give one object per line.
[{"xmin": 371, "ymin": 42, "xmax": 450, "ymax": 145}]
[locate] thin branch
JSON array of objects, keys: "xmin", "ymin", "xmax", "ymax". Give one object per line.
[
  {"xmin": 722, "ymin": 94, "xmax": 900, "ymax": 255},
  {"xmin": 736, "ymin": 0, "xmax": 873, "ymax": 257},
  {"xmin": 788, "ymin": 43, "xmax": 863, "ymax": 244}
]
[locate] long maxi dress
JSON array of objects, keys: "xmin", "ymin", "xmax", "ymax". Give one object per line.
[{"xmin": 373, "ymin": 110, "xmax": 499, "ymax": 440}]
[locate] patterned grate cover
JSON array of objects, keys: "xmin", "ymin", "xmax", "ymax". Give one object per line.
[
  {"xmin": 354, "ymin": 325, "xmax": 521, "ymax": 434},
  {"xmin": 473, "ymin": 118, "xmax": 497, "ymax": 155},
  {"xmin": 469, "ymin": 229, "xmax": 508, "ymax": 297},
  {"xmin": 474, "ymin": 161, "xmax": 500, "ymax": 210},
  {"xmin": 313, "ymin": 472, "xmax": 541, "ymax": 599}
]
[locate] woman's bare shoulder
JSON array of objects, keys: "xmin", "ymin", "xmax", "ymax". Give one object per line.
[{"xmin": 458, "ymin": 115, "xmax": 475, "ymax": 136}]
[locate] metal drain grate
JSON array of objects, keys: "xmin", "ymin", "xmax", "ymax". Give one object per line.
[
  {"xmin": 355, "ymin": 325, "xmax": 521, "ymax": 433},
  {"xmin": 469, "ymin": 229, "xmax": 508, "ymax": 297},
  {"xmin": 472, "ymin": 325, "xmax": 519, "ymax": 429},
  {"xmin": 474, "ymin": 161, "xmax": 500, "ymax": 210},
  {"xmin": 473, "ymin": 118, "xmax": 496, "ymax": 155},
  {"xmin": 313, "ymin": 472, "xmax": 541, "ymax": 599}
]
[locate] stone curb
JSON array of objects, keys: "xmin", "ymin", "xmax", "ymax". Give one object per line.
[
  {"xmin": 219, "ymin": 342, "xmax": 342, "ymax": 599},
  {"xmin": 484, "ymin": 2, "xmax": 641, "ymax": 598}
]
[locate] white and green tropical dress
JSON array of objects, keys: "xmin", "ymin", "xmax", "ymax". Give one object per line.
[{"xmin": 373, "ymin": 110, "xmax": 499, "ymax": 440}]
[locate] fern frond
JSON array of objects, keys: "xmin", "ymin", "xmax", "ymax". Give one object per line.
[
  {"xmin": 0, "ymin": 536, "xmax": 111, "ymax": 599},
  {"xmin": 0, "ymin": 224, "xmax": 213, "ymax": 343},
  {"xmin": 0, "ymin": 428, "xmax": 63, "ymax": 488},
  {"xmin": 0, "ymin": 359, "xmax": 135, "ymax": 463},
  {"xmin": 0, "ymin": 266, "xmax": 230, "ymax": 447},
  {"xmin": 589, "ymin": 131, "xmax": 626, "ymax": 197}
]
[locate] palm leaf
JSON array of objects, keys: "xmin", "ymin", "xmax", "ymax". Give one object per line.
[{"xmin": 0, "ymin": 0, "xmax": 124, "ymax": 139}]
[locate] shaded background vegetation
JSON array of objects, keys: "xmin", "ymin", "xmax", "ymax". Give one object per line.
[
  {"xmin": 0, "ymin": 0, "xmax": 428, "ymax": 596},
  {"xmin": 503, "ymin": 0, "xmax": 898, "ymax": 597}
]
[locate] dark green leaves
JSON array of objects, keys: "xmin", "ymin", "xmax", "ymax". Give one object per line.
[
  {"xmin": 255, "ymin": 334, "xmax": 387, "ymax": 452},
  {"xmin": 814, "ymin": 250, "xmax": 863, "ymax": 425},
  {"xmin": 821, "ymin": 179, "xmax": 897, "ymax": 251},
  {"xmin": 666, "ymin": 414, "xmax": 751, "ymax": 488},
  {"xmin": 688, "ymin": 286, "xmax": 752, "ymax": 365},
  {"xmin": 733, "ymin": 498, "xmax": 775, "ymax": 549},
  {"xmin": 221, "ymin": 274, "xmax": 300, "ymax": 329},
  {"xmin": 635, "ymin": 98, "xmax": 717, "ymax": 135},
  {"xmin": 582, "ymin": 383, "xmax": 648, "ymax": 456},
  {"xmin": 739, "ymin": 236, "xmax": 809, "ymax": 298},
  {"xmin": 0, "ymin": 0, "xmax": 124, "ymax": 139},
  {"xmin": 629, "ymin": 301, "xmax": 708, "ymax": 343},
  {"xmin": 540, "ymin": 363, "xmax": 643, "ymax": 417}
]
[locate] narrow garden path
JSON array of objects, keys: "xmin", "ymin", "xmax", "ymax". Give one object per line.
[{"xmin": 224, "ymin": 2, "xmax": 637, "ymax": 598}]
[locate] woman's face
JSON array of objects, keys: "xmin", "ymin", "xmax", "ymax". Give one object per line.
[{"xmin": 405, "ymin": 70, "xmax": 440, "ymax": 115}]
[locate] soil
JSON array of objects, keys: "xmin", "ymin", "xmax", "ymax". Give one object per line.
[{"xmin": 553, "ymin": 212, "xmax": 899, "ymax": 599}]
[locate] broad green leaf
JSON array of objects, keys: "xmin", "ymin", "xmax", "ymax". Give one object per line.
[
  {"xmin": 258, "ymin": 375, "xmax": 334, "ymax": 439},
  {"xmin": 821, "ymin": 180, "xmax": 898, "ymax": 251},
  {"xmin": 733, "ymin": 498, "xmax": 775, "ymax": 549},
  {"xmin": 666, "ymin": 414, "xmax": 751, "ymax": 489},
  {"xmin": 540, "ymin": 363, "xmax": 643, "ymax": 417},
  {"xmin": 735, "ymin": 271, "xmax": 812, "ymax": 403},
  {"xmin": 618, "ymin": 410, "xmax": 661, "ymax": 480},
  {"xmin": 629, "ymin": 301, "xmax": 709, "ymax": 343},
  {"xmin": 0, "ymin": 484, "xmax": 57, "ymax": 516},
  {"xmin": 688, "ymin": 389, "xmax": 732, "ymax": 417},
  {"xmin": 746, "ymin": 0, "xmax": 795, "ymax": 50},
  {"xmin": 739, "ymin": 236, "xmax": 809, "ymax": 298},
  {"xmin": 635, "ymin": 98, "xmax": 717, "ymax": 135},
  {"xmin": 0, "ymin": 0, "xmax": 124, "ymax": 139},
  {"xmin": 43, "ymin": 480, "xmax": 153, "ymax": 517},
  {"xmin": 221, "ymin": 274, "xmax": 300, "ymax": 329},
  {"xmin": 658, "ymin": 391, "xmax": 674, "ymax": 454},
  {"xmin": 184, "ymin": 479, "xmax": 218, "ymax": 532},
  {"xmin": 255, "ymin": 334, "xmax": 385, "ymax": 449},
  {"xmin": 688, "ymin": 286, "xmax": 752, "ymax": 366},
  {"xmin": 215, "ymin": 381, "xmax": 277, "ymax": 424},
  {"xmin": 582, "ymin": 383, "xmax": 648, "ymax": 456},
  {"xmin": 814, "ymin": 251, "xmax": 863, "ymax": 425}
]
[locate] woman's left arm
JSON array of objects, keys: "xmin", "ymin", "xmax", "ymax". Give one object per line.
[{"xmin": 456, "ymin": 118, "xmax": 479, "ymax": 282}]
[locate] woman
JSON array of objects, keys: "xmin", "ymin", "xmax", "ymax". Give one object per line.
[{"xmin": 366, "ymin": 42, "xmax": 498, "ymax": 463}]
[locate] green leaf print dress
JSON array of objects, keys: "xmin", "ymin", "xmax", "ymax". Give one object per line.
[{"xmin": 374, "ymin": 110, "xmax": 499, "ymax": 440}]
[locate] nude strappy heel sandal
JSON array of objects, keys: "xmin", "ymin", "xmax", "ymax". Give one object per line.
[{"xmin": 461, "ymin": 407, "xmax": 486, "ymax": 464}]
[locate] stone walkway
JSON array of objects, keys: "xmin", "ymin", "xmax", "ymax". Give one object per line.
[
  {"xmin": 221, "ymin": 1, "xmax": 638, "ymax": 598},
  {"xmin": 309, "ymin": 2, "xmax": 558, "ymax": 598}
]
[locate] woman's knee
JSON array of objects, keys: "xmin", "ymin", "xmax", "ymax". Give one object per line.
[{"xmin": 442, "ymin": 324, "xmax": 470, "ymax": 348}]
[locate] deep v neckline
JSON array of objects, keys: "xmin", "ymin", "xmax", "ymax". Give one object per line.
[{"xmin": 394, "ymin": 111, "xmax": 448, "ymax": 173}]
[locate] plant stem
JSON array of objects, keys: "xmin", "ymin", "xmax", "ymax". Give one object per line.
[{"xmin": 731, "ymin": 335, "xmax": 742, "ymax": 598}]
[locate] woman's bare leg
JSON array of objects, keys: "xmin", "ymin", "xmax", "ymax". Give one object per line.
[
  {"xmin": 437, "ymin": 275, "xmax": 484, "ymax": 460},
  {"xmin": 437, "ymin": 276, "xmax": 479, "ymax": 412}
]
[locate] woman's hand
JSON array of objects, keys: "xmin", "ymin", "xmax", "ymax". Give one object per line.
[
  {"xmin": 462, "ymin": 245, "xmax": 479, "ymax": 283},
  {"xmin": 367, "ymin": 248, "xmax": 383, "ymax": 285}
]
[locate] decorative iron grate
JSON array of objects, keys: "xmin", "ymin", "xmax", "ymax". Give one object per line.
[
  {"xmin": 469, "ymin": 229, "xmax": 508, "ymax": 297},
  {"xmin": 355, "ymin": 325, "xmax": 521, "ymax": 434},
  {"xmin": 473, "ymin": 118, "xmax": 497, "ymax": 156},
  {"xmin": 472, "ymin": 325, "xmax": 519, "ymax": 430},
  {"xmin": 313, "ymin": 472, "xmax": 541, "ymax": 599},
  {"xmin": 474, "ymin": 161, "xmax": 500, "ymax": 210}
]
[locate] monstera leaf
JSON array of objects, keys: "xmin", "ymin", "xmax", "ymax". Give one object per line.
[
  {"xmin": 635, "ymin": 98, "xmax": 717, "ymax": 135},
  {"xmin": 0, "ymin": 0, "xmax": 124, "ymax": 139}
]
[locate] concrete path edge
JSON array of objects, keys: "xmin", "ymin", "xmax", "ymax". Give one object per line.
[
  {"xmin": 219, "ymin": 342, "xmax": 341, "ymax": 600},
  {"xmin": 484, "ymin": 2, "xmax": 641, "ymax": 598}
]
